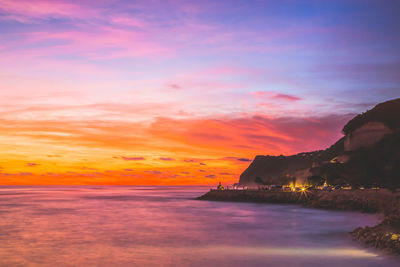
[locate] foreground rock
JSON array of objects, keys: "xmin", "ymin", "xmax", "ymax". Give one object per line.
[{"xmin": 352, "ymin": 226, "xmax": 400, "ymax": 255}]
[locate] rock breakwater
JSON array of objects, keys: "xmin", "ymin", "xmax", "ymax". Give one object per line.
[{"xmin": 198, "ymin": 189, "xmax": 400, "ymax": 256}]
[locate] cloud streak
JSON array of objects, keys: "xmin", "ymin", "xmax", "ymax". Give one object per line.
[
  {"xmin": 159, "ymin": 157, "xmax": 175, "ymax": 161},
  {"xmin": 122, "ymin": 157, "xmax": 145, "ymax": 161}
]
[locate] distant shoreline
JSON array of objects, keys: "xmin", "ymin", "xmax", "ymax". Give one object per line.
[{"xmin": 197, "ymin": 189, "xmax": 400, "ymax": 256}]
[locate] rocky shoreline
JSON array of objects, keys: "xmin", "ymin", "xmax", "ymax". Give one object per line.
[
  {"xmin": 198, "ymin": 189, "xmax": 400, "ymax": 255},
  {"xmin": 352, "ymin": 226, "xmax": 400, "ymax": 255}
]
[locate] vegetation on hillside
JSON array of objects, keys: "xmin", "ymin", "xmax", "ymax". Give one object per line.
[
  {"xmin": 311, "ymin": 131, "xmax": 400, "ymax": 189},
  {"xmin": 344, "ymin": 130, "xmax": 400, "ymax": 189}
]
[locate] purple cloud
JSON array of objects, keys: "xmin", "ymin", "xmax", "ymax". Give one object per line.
[
  {"xmin": 26, "ymin": 163, "xmax": 39, "ymax": 167},
  {"xmin": 159, "ymin": 157, "xmax": 175, "ymax": 161},
  {"xmin": 122, "ymin": 156, "xmax": 145, "ymax": 161},
  {"xmin": 0, "ymin": 172, "xmax": 33, "ymax": 176},
  {"xmin": 221, "ymin": 157, "xmax": 252, "ymax": 162}
]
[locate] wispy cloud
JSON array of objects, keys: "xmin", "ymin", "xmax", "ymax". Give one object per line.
[
  {"xmin": 274, "ymin": 93, "xmax": 302, "ymax": 102},
  {"xmin": 26, "ymin": 163, "xmax": 39, "ymax": 167},
  {"xmin": 252, "ymin": 91, "xmax": 302, "ymax": 102},
  {"xmin": 122, "ymin": 157, "xmax": 145, "ymax": 161},
  {"xmin": 221, "ymin": 157, "xmax": 252, "ymax": 162},
  {"xmin": 159, "ymin": 157, "xmax": 175, "ymax": 161}
]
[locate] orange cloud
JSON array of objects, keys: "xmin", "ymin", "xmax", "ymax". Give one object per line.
[{"xmin": 0, "ymin": 112, "xmax": 350, "ymax": 185}]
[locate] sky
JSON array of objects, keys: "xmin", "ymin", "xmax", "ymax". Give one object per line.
[{"xmin": 0, "ymin": 0, "xmax": 399, "ymax": 185}]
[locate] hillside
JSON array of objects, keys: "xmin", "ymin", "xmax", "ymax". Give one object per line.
[
  {"xmin": 239, "ymin": 98, "xmax": 400, "ymax": 188},
  {"xmin": 340, "ymin": 130, "xmax": 400, "ymax": 188},
  {"xmin": 239, "ymin": 138, "xmax": 344, "ymax": 185},
  {"xmin": 343, "ymin": 98, "xmax": 400, "ymax": 135}
]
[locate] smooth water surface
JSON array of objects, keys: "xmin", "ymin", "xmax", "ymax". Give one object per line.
[{"xmin": 0, "ymin": 186, "xmax": 398, "ymax": 266}]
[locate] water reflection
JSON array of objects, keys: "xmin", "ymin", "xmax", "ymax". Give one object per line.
[
  {"xmin": 199, "ymin": 246, "xmax": 379, "ymax": 258},
  {"xmin": 0, "ymin": 186, "xmax": 398, "ymax": 266}
]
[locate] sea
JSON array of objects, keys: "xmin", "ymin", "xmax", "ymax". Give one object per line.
[{"xmin": 0, "ymin": 186, "xmax": 399, "ymax": 266}]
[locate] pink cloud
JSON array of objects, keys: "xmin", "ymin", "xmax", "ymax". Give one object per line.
[
  {"xmin": 13, "ymin": 28, "xmax": 171, "ymax": 60},
  {"xmin": 148, "ymin": 113, "xmax": 352, "ymax": 156},
  {"xmin": 169, "ymin": 84, "xmax": 182, "ymax": 89},
  {"xmin": 274, "ymin": 93, "xmax": 302, "ymax": 102},
  {"xmin": 252, "ymin": 91, "xmax": 302, "ymax": 102},
  {"xmin": 0, "ymin": 0, "xmax": 93, "ymax": 22}
]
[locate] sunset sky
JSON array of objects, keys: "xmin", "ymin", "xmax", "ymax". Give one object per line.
[{"xmin": 0, "ymin": 0, "xmax": 399, "ymax": 185}]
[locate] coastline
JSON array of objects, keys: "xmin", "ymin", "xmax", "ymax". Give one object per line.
[{"xmin": 197, "ymin": 189, "xmax": 400, "ymax": 255}]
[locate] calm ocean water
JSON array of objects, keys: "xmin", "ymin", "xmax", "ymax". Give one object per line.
[{"xmin": 0, "ymin": 186, "xmax": 399, "ymax": 266}]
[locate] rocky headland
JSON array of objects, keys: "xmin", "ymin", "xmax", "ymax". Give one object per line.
[
  {"xmin": 239, "ymin": 98, "xmax": 400, "ymax": 189},
  {"xmin": 199, "ymin": 98, "xmax": 400, "ymax": 255}
]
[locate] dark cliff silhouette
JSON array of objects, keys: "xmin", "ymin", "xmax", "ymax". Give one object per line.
[{"xmin": 239, "ymin": 98, "xmax": 400, "ymax": 189}]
